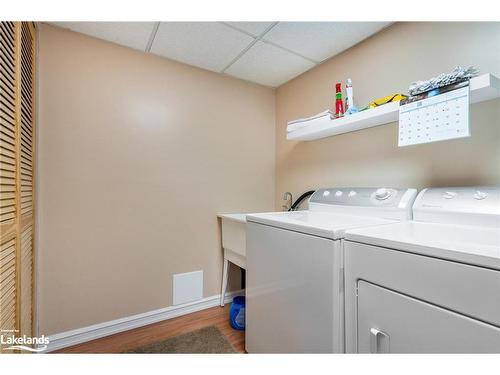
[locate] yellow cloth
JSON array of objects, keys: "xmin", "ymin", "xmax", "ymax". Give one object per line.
[{"xmin": 367, "ymin": 93, "xmax": 408, "ymax": 108}]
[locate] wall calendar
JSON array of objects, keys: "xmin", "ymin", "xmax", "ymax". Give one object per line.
[{"xmin": 398, "ymin": 81, "xmax": 470, "ymax": 147}]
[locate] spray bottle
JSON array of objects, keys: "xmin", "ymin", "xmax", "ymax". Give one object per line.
[{"xmin": 345, "ymin": 78, "xmax": 358, "ymax": 115}]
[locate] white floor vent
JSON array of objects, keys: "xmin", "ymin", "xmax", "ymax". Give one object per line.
[{"xmin": 173, "ymin": 270, "xmax": 203, "ymax": 305}]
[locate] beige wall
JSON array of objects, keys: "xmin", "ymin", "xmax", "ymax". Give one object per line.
[
  {"xmin": 37, "ymin": 24, "xmax": 275, "ymax": 335},
  {"xmin": 38, "ymin": 22, "xmax": 499, "ymax": 335},
  {"xmin": 276, "ymin": 22, "xmax": 500, "ymax": 209}
]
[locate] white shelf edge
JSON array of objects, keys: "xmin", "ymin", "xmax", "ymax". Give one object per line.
[{"xmin": 287, "ymin": 73, "xmax": 500, "ymax": 141}]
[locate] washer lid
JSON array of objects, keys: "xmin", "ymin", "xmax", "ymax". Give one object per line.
[
  {"xmin": 246, "ymin": 210, "xmax": 396, "ymax": 239},
  {"xmin": 345, "ymin": 221, "xmax": 500, "ymax": 270}
]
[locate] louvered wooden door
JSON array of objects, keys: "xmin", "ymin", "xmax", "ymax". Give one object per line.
[{"xmin": 0, "ymin": 21, "xmax": 36, "ymax": 352}]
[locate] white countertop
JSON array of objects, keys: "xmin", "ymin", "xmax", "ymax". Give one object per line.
[{"xmin": 346, "ymin": 221, "xmax": 500, "ymax": 270}]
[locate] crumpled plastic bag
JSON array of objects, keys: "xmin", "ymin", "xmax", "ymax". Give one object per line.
[{"xmin": 408, "ymin": 66, "xmax": 479, "ymax": 96}]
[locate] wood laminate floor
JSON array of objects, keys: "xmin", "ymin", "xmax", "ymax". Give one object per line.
[{"xmin": 55, "ymin": 305, "xmax": 245, "ymax": 354}]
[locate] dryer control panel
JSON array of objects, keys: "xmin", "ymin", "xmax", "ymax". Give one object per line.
[{"xmin": 413, "ymin": 186, "xmax": 500, "ymax": 227}]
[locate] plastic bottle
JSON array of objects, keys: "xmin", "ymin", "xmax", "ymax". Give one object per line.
[
  {"xmin": 345, "ymin": 78, "xmax": 358, "ymax": 115},
  {"xmin": 335, "ymin": 83, "xmax": 344, "ymax": 118},
  {"xmin": 229, "ymin": 296, "xmax": 245, "ymax": 330}
]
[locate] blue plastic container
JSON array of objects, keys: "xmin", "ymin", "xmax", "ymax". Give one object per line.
[{"xmin": 229, "ymin": 296, "xmax": 245, "ymax": 330}]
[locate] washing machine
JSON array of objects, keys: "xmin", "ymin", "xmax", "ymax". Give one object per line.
[
  {"xmin": 344, "ymin": 186, "xmax": 500, "ymax": 353},
  {"xmin": 245, "ymin": 187, "xmax": 418, "ymax": 353}
]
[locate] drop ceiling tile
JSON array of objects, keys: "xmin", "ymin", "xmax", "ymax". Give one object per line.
[
  {"xmin": 150, "ymin": 22, "xmax": 255, "ymax": 73},
  {"xmin": 225, "ymin": 41, "xmax": 315, "ymax": 87},
  {"xmin": 50, "ymin": 22, "xmax": 156, "ymax": 51},
  {"xmin": 224, "ymin": 22, "xmax": 275, "ymax": 37},
  {"xmin": 263, "ymin": 22, "xmax": 391, "ymax": 62}
]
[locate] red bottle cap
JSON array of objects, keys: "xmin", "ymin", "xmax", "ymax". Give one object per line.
[{"xmin": 335, "ymin": 83, "xmax": 341, "ymax": 92}]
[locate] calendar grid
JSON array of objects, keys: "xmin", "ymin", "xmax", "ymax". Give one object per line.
[{"xmin": 398, "ymin": 84, "xmax": 470, "ymax": 147}]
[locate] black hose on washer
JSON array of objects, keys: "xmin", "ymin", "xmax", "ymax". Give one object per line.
[{"xmin": 288, "ymin": 190, "xmax": 316, "ymax": 211}]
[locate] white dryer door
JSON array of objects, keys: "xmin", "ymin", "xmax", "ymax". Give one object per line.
[
  {"xmin": 357, "ymin": 281, "xmax": 500, "ymax": 353},
  {"xmin": 246, "ymin": 221, "xmax": 342, "ymax": 353}
]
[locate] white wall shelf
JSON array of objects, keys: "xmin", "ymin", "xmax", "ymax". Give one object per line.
[{"xmin": 287, "ymin": 73, "xmax": 500, "ymax": 141}]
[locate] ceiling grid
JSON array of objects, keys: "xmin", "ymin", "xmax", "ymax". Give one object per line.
[{"xmin": 50, "ymin": 22, "xmax": 392, "ymax": 87}]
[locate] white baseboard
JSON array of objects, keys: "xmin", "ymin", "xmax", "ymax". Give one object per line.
[{"xmin": 45, "ymin": 289, "xmax": 245, "ymax": 353}]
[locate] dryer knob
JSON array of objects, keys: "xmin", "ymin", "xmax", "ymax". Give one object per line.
[
  {"xmin": 443, "ymin": 191, "xmax": 457, "ymax": 199},
  {"xmin": 473, "ymin": 190, "xmax": 488, "ymax": 200},
  {"xmin": 348, "ymin": 191, "xmax": 357, "ymax": 197},
  {"xmin": 335, "ymin": 190, "xmax": 343, "ymax": 197},
  {"xmin": 375, "ymin": 188, "xmax": 391, "ymax": 200}
]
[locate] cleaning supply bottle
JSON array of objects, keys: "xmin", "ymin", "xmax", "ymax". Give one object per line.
[
  {"xmin": 334, "ymin": 83, "xmax": 344, "ymax": 118},
  {"xmin": 229, "ymin": 296, "xmax": 245, "ymax": 330},
  {"xmin": 345, "ymin": 78, "xmax": 358, "ymax": 115}
]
